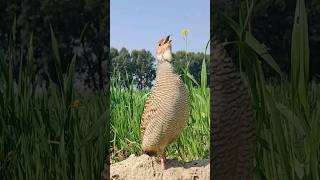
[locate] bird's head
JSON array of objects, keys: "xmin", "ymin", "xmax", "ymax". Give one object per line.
[{"xmin": 156, "ymin": 35, "xmax": 173, "ymax": 63}]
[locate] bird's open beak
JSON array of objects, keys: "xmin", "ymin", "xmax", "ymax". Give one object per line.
[{"xmin": 164, "ymin": 35, "xmax": 170, "ymax": 43}]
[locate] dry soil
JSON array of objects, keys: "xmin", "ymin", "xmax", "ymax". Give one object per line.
[{"xmin": 110, "ymin": 154, "xmax": 210, "ymax": 180}]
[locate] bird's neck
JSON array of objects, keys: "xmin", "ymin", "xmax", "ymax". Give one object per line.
[{"xmin": 156, "ymin": 61, "xmax": 175, "ymax": 76}]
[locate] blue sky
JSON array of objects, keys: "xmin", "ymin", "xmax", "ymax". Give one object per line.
[{"xmin": 111, "ymin": 0, "xmax": 210, "ymax": 56}]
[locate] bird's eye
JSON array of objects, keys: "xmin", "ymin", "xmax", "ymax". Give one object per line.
[{"xmin": 158, "ymin": 43, "xmax": 161, "ymax": 46}]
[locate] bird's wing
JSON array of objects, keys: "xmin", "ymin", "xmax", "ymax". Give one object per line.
[{"xmin": 140, "ymin": 91, "xmax": 159, "ymax": 141}]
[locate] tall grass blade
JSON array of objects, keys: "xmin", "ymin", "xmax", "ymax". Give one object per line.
[
  {"xmin": 50, "ymin": 25, "xmax": 64, "ymax": 89},
  {"xmin": 219, "ymin": 10, "xmax": 283, "ymax": 77},
  {"xmin": 291, "ymin": 0, "xmax": 310, "ymax": 118}
]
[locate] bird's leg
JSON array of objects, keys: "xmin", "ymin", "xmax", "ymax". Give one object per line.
[{"xmin": 160, "ymin": 150, "xmax": 166, "ymax": 170}]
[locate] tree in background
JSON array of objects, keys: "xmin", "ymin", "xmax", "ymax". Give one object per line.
[
  {"xmin": 173, "ymin": 51, "xmax": 210, "ymax": 85},
  {"xmin": 111, "ymin": 47, "xmax": 132, "ymax": 88},
  {"xmin": 111, "ymin": 48, "xmax": 156, "ymax": 90},
  {"xmin": 131, "ymin": 49, "xmax": 156, "ymax": 90},
  {"xmin": 110, "ymin": 47, "xmax": 209, "ymax": 90}
]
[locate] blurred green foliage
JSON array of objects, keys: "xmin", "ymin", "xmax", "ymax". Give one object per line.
[
  {"xmin": 215, "ymin": 0, "xmax": 320, "ymax": 80},
  {"xmin": 0, "ymin": 0, "xmax": 109, "ymax": 93}
]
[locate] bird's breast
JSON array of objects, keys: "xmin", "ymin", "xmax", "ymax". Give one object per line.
[{"xmin": 142, "ymin": 72, "xmax": 189, "ymax": 151}]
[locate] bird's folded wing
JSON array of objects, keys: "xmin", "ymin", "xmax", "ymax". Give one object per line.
[{"xmin": 140, "ymin": 92, "xmax": 159, "ymax": 141}]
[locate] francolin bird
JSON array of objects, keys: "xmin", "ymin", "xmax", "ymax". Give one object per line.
[{"xmin": 140, "ymin": 35, "xmax": 189, "ymax": 170}]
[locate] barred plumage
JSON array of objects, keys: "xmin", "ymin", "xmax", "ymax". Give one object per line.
[
  {"xmin": 210, "ymin": 36, "xmax": 255, "ymax": 180},
  {"xmin": 141, "ymin": 61, "xmax": 189, "ymax": 152}
]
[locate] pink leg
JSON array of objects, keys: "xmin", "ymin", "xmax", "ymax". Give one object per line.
[{"xmin": 160, "ymin": 151, "xmax": 166, "ymax": 170}]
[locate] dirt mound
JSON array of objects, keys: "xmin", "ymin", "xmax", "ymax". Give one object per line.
[{"xmin": 110, "ymin": 154, "xmax": 210, "ymax": 180}]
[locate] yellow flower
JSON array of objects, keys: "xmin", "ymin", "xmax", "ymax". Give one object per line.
[
  {"xmin": 181, "ymin": 29, "xmax": 190, "ymax": 38},
  {"xmin": 72, "ymin": 99, "xmax": 80, "ymax": 108}
]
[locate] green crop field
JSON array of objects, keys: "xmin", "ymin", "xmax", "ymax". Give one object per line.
[{"xmin": 0, "ymin": 28, "xmax": 107, "ymax": 180}]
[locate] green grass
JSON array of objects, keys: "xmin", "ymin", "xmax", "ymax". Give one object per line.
[
  {"xmin": 257, "ymin": 81, "xmax": 320, "ymax": 180},
  {"xmin": 0, "ymin": 24, "xmax": 107, "ymax": 180}
]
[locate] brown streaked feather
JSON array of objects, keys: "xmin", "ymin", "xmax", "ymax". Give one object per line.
[{"xmin": 140, "ymin": 91, "xmax": 158, "ymax": 141}]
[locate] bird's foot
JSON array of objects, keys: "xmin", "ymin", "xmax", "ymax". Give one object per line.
[{"xmin": 160, "ymin": 153, "xmax": 166, "ymax": 170}]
